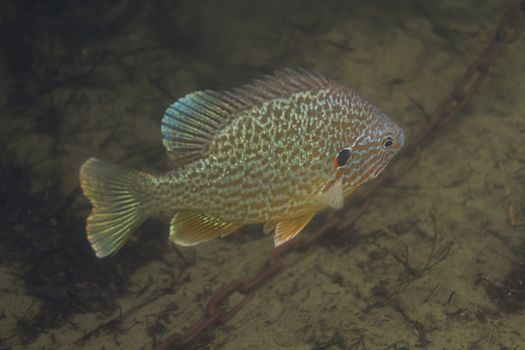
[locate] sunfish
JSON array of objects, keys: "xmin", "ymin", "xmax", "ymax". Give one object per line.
[{"xmin": 80, "ymin": 69, "xmax": 404, "ymax": 257}]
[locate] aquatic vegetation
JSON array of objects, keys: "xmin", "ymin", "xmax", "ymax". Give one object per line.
[
  {"xmin": 484, "ymin": 255, "xmax": 525, "ymax": 313},
  {"xmin": 0, "ymin": 148, "xmax": 172, "ymax": 345}
]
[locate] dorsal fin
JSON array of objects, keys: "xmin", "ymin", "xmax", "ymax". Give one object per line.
[{"xmin": 161, "ymin": 68, "xmax": 331, "ymax": 165}]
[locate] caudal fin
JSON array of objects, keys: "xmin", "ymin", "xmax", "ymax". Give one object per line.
[{"xmin": 79, "ymin": 158, "xmax": 154, "ymax": 258}]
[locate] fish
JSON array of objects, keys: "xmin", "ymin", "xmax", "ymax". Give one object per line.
[{"xmin": 79, "ymin": 68, "xmax": 404, "ymax": 258}]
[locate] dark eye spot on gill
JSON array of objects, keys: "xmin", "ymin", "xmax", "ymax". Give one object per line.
[
  {"xmin": 382, "ymin": 137, "xmax": 394, "ymax": 149},
  {"xmin": 336, "ymin": 148, "xmax": 351, "ymax": 167}
]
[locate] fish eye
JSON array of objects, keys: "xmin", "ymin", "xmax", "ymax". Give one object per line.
[
  {"xmin": 335, "ymin": 148, "xmax": 351, "ymax": 167},
  {"xmin": 382, "ymin": 136, "xmax": 394, "ymax": 149}
]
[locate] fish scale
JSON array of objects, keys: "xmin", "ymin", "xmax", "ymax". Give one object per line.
[
  {"xmin": 79, "ymin": 69, "xmax": 404, "ymax": 257},
  {"xmin": 158, "ymin": 89, "xmax": 363, "ymax": 221}
]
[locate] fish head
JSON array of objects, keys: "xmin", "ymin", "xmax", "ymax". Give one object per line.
[{"xmin": 334, "ymin": 111, "xmax": 404, "ymax": 187}]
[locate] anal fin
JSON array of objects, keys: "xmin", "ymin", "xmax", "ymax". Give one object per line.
[
  {"xmin": 263, "ymin": 221, "xmax": 277, "ymax": 234},
  {"xmin": 274, "ymin": 213, "xmax": 315, "ymax": 246},
  {"xmin": 170, "ymin": 211, "xmax": 241, "ymax": 246}
]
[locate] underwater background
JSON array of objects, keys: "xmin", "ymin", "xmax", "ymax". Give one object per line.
[{"xmin": 1, "ymin": 0, "xmax": 524, "ymax": 349}]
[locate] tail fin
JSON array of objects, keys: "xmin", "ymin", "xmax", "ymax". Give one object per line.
[{"xmin": 79, "ymin": 158, "xmax": 154, "ymax": 258}]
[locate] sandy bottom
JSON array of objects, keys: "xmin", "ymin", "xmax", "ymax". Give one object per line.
[{"xmin": 1, "ymin": 0, "xmax": 524, "ymax": 349}]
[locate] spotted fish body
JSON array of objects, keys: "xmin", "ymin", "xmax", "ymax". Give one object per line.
[{"xmin": 80, "ymin": 69, "xmax": 404, "ymax": 257}]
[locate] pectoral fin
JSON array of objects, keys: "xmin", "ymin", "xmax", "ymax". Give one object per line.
[
  {"xmin": 316, "ymin": 178, "xmax": 344, "ymax": 209},
  {"xmin": 274, "ymin": 213, "xmax": 315, "ymax": 246},
  {"xmin": 170, "ymin": 211, "xmax": 241, "ymax": 246}
]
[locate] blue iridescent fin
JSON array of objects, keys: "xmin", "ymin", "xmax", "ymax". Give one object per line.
[{"xmin": 161, "ymin": 68, "xmax": 331, "ymax": 165}]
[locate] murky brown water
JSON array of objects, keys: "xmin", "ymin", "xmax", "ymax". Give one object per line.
[{"xmin": 1, "ymin": 1, "xmax": 524, "ymax": 349}]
